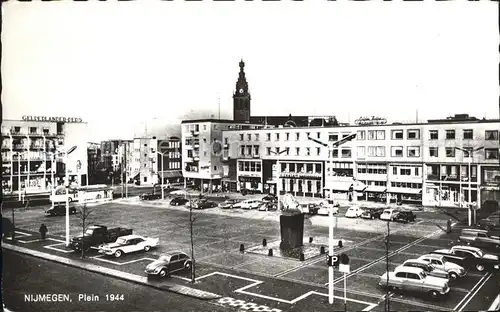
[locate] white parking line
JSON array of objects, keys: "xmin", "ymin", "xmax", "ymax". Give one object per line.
[
  {"xmin": 91, "ymin": 255, "xmax": 157, "ymax": 266},
  {"xmin": 455, "ymin": 272, "xmax": 493, "ymax": 312},
  {"xmin": 44, "ymin": 242, "xmax": 72, "ymax": 253}
]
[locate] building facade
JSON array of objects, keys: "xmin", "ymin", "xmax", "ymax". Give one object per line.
[
  {"xmin": 221, "ymin": 115, "xmax": 500, "ymax": 209},
  {"xmin": 1, "ymin": 117, "xmax": 89, "ymax": 194},
  {"xmin": 157, "ymin": 136, "xmax": 182, "ymax": 185},
  {"xmin": 87, "ymin": 142, "xmax": 101, "ymax": 185},
  {"xmin": 181, "ymin": 119, "xmax": 264, "ymax": 192}
]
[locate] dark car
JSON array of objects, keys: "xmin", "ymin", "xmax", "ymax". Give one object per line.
[
  {"xmin": 262, "ymin": 195, "xmax": 277, "ymax": 203},
  {"xmin": 219, "ymin": 199, "xmax": 238, "ymax": 209},
  {"xmin": 45, "ymin": 205, "xmax": 77, "ymax": 216},
  {"xmin": 393, "ymin": 211, "xmax": 417, "ymax": 223},
  {"xmin": 197, "ymin": 200, "xmax": 217, "ymax": 209},
  {"xmin": 145, "ymin": 251, "xmax": 192, "ymax": 278},
  {"xmin": 360, "ymin": 208, "xmax": 384, "ymax": 220},
  {"xmin": 170, "ymin": 197, "xmax": 189, "ymax": 206},
  {"xmin": 478, "ymin": 212, "xmax": 500, "ymax": 231},
  {"xmin": 140, "ymin": 193, "xmax": 162, "ymax": 200},
  {"xmin": 431, "ymin": 245, "xmax": 500, "ymax": 272},
  {"xmin": 2, "ymin": 217, "xmax": 14, "ymax": 237}
]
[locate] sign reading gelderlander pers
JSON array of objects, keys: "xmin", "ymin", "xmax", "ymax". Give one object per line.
[
  {"xmin": 22, "ymin": 115, "xmax": 84, "ymax": 123},
  {"xmin": 354, "ymin": 116, "xmax": 387, "ymax": 125}
]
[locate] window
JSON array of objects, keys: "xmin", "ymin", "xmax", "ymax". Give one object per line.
[
  {"xmin": 14, "ymin": 126, "xmax": 21, "ymax": 133},
  {"xmin": 358, "ymin": 146, "xmax": 366, "ymax": 158},
  {"xmin": 329, "ymin": 134, "xmax": 339, "ymax": 142},
  {"xmin": 407, "ymin": 129, "xmax": 420, "ymax": 140},
  {"xmin": 446, "ymin": 130, "xmax": 455, "ymax": 140},
  {"xmin": 144, "ymin": 177, "xmax": 147, "ymax": 182},
  {"xmin": 367, "ymin": 146, "xmax": 385, "ymax": 157},
  {"xmin": 275, "ymin": 133, "xmax": 280, "ymax": 141},
  {"xmin": 407, "ymin": 146, "xmax": 420, "ymax": 157},
  {"xmin": 368, "ymin": 130, "xmax": 385, "ymax": 140},
  {"xmin": 463, "ymin": 129, "xmax": 473, "ymax": 140},
  {"xmin": 285, "ymin": 133, "xmax": 290, "ymax": 141},
  {"xmin": 247, "ymin": 146, "xmax": 252, "ymax": 155},
  {"xmin": 203, "ymin": 151, "xmax": 207, "ymax": 156},
  {"xmin": 391, "ymin": 146, "xmax": 403, "ymax": 157},
  {"xmin": 238, "ymin": 162, "xmax": 243, "ymax": 171},
  {"xmin": 341, "ymin": 148, "xmax": 351, "ymax": 158},
  {"xmin": 266, "ymin": 133, "xmax": 271, "ymax": 141},
  {"xmin": 485, "ymin": 148, "xmax": 499, "ymax": 160},
  {"xmin": 214, "ymin": 166, "xmax": 217, "ymax": 171},
  {"xmin": 316, "ymin": 147, "xmax": 321, "ymax": 156},
  {"xmin": 485, "ymin": 130, "xmax": 499, "ymax": 141},
  {"xmin": 286, "ymin": 147, "xmax": 290, "ymax": 156},
  {"xmin": 239, "ymin": 134, "xmax": 244, "ymax": 141},
  {"xmin": 306, "ymin": 147, "xmax": 311, "ymax": 156},
  {"xmin": 256, "ymin": 163, "xmax": 261, "ymax": 171},
  {"xmin": 400, "ymin": 168, "xmax": 411, "ymax": 175},
  {"xmin": 266, "ymin": 147, "xmax": 271, "ymax": 156},
  {"xmin": 275, "ymin": 147, "xmax": 280, "ymax": 154},
  {"xmin": 393, "ymin": 167, "xmax": 397, "ymax": 175},
  {"xmin": 296, "ymin": 132, "xmax": 300, "ymax": 141},
  {"xmin": 43, "ymin": 128, "xmax": 50, "ymax": 134},
  {"xmin": 203, "ymin": 138, "xmax": 207, "ymax": 143},
  {"xmin": 395, "ymin": 272, "xmax": 406, "ymax": 278},
  {"xmin": 445, "ymin": 147, "xmax": 455, "ymax": 157},
  {"xmin": 317, "ymin": 132, "xmax": 321, "ymax": 139},
  {"xmin": 29, "ymin": 127, "xmax": 37, "ymax": 134},
  {"xmin": 240, "ymin": 146, "xmax": 245, "ymax": 156},
  {"xmin": 203, "ymin": 125, "xmax": 207, "ymax": 130},
  {"xmin": 295, "ymin": 147, "xmax": 300, "ymax": 156},
  {"xmin": 213, "ymin": 125, "xmax": 218, "ymax": 130},
  {"xmin": 463, "ymin": 147, "xmax": 473, "ymax": 158},
  {"xmin": 429, "ymin": 147, "xmax": 438, "ymax": 157},
  {"xmin": 331, "ymin": 150, "xmax": 339, "ymax": 158},
  {"xmin": 391, "ymin": 130, "xmax": 403, "ymax": 140},
  {"xmin": 415, "ymin": 167, "xmax": 419, "ymax": 176},
  {"xmin": 357, "ymin": 131, "xmax": 365, "ymax": 140},
  {"xmin": 407, "ymin": 273, "xmax": 420, "ymax": 280},
  {"xmin": 247, "ymin": 134, "xmax": 252, "ymax": 141},
  {"xmin": 224, "ymin": 137, "xmax": 228, "ymax": 145},
  {"xmin": 254, "ymin": 146, "xmax": 259, "ymax": 155},
  {"xmin": 429, "ymin": 130, "xmax": 438, "ymax": 140}
]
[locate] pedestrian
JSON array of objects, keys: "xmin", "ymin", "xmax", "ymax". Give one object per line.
[
  {"xmin": 39, "ymin": 223, "xmax": 48, "ymax": 240},
  {"xmin": 446, "ymin": 219, "xmax": 452, "ymax": 234}
]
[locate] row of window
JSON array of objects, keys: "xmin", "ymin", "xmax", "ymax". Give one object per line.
[
  {"xmin": 236, "ymin": 129, "xmax": 499, "ymax": 142},
  {"xmin": 430, "ymin": 147, "xmax": 499, "ymax": 159},
  {"xmin": 390, "ymin": 182, "xmax": 423, "ymax": 189},
  {"xmin": 238, "ymin": 161, "xmax": 262, "ymax": 172},
  {"xmin": 167, "ymin": 162, "xmax": 181, "ymax": 169}
]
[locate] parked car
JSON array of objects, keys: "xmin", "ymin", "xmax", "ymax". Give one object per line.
[
  {"xmin": 393, "ymin": 211, "xmax": 417, "ymax": 223},
  {"xmin": 418, "ymin": 254, "xmax": 467, "ymax": 281},
  {"xmin": 45, "ymin": 204, "xmax": 77, "ymax": 216},
  {"xmin": 345, "ymin": 206, "xmax": 363, "ymax": 218},
  {"xmin": 360, "ymin": 208, "xmax": 384, "ymax": 220},
  {"xmin": 478, "ymin": 212, "xmax": 500, "ymax": 231},
  {"xmin": 231, "ymin": 200, "xmax": 244, "ymax": 209},
  {"xmin": 197, "ymin": 200, "xmax": 217, "ymax": 209},
  {"xmin": 262, "ymin": 195, "xmax": 277, "ymax": 203},
  {"xmin": 98, "ymin": 234, "xmax": 159, "ymax": 258},
  {"xmin": 70, "ymin": 225, "xmax": 133, "ymax": 252},
  {"xmin": 240, "ymin": 199, "xmax": 262, "ymax": 210},
  {"xmin": 318, "ymin": 199, "xmax": 340, "ymax": 208},
  {"xmin": 258, "ymin": 202, "xmax": 278, "ymax": 211},
  {"xmin": 317, "ymin": 206, "xmax": 339, "ymax": 216},
  {"xmin": 378, "ymin": 266, "xmax": 450, "ymax": 299},
  {"xmin": 458, "ymin": 228, "xmax": 500, "ymax": 252},
  {"xmin": 140, "ymin": 193, "xmax": 162, "ymax": 200},
  {"xmin": 145, "ymin": 252, "xmax": 192, "ymax": 278},
  {"xmin": 219, "ymin": 199, "xmax": 238, "ymax": 209},
  {"xmin": 170, "ymin": 197, "xmax": 189, "ymax": 206},
  {"xmin": 380, "ymin": 208, "xmax": 399, "ymax": 221},
  {"xmin": 399, "ymin": 259, "xmax": 450, "ymax": 281},
  {"xmin": 431, "ymin": 245, "xmax": 500, "ymax": 272}
]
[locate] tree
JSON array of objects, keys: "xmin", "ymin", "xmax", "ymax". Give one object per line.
[
  {"xmin": 188, "ymin": 193, "xmax": 198, "ymax": 283},
  {"xmin": 75, "ymin": 202, "xmax": 95, "ymax": 259}
]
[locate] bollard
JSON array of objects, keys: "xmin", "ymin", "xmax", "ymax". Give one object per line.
[
  {"xmin": 262, "ymin": 238, "xmax": 267, "ymax": 247},
  {"xmin": 320, "ymin": 246, "xmax": 325, "ymax": 254},
  {"xmin": 309, "ymin": 237, "xmax": 313, "ymax": 243},
  {"xmin": 240, "ymin": 244, "xmax": 245, "ymax": 252},
  {"xmin": 268, "ymin": 249, "xmax": 273, "ymax": 257},
  {"xmin": 338, "ymin": 240, "xmax": 343, "ymax": 248},
  {"xmin": 300, "ymin": 253, "xmax": 305, "ymax": 261}
]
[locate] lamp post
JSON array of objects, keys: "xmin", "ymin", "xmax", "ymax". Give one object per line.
[
  {"xmin": 42, "ymin": 151, "xmax": 56, "ymax": 209},
  {"xmin": 157, "ymin": 151, "xmax": 167, "ymax": 200},
  {"xmin": 61, "ymin": 145, "xmax": 78, "ymax": 246},
  {"xmin": 308, "ymin": 133, "xmax": 356, "ymax": 305},
  {"xmin": 455, "ymin": 146, "xmax": 484, "ymax": 226},
  {"xmin": 269, "ymin": 149, "xmax": 288, "ymax": 210}
]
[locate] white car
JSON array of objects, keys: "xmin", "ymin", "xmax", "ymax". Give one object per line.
[
  {"xmin": 240, "ymin": 199, "xmax": 262, "ymax": 210},
  {"xmin": 98, "ymin": 234, "xmax": 159, "ymax": 258},
  {"xmin": 345, "ymin": 207, "xmax": 363, "ymax": 218},
  {"xmin": 318, "ymin": 199, "xmax": 340, "ymax": 208},
  {"xmin": 380, "ymin": 208, "xmax": 398, "ymax": 221},
  {"xmin": 317, "ymin": 206, "xmax": 339, "ymax": 216},
  {"xmin": 418, "ymin": 254, "xmax": 467, "ymax": 281}
]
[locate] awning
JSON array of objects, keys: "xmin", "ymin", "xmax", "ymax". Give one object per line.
[
  {"xmin": 158, "ymin": 170, "xmax": 182, "ymax": 178},
  {"xmin": 388, "ymin": 188, "xmax": 422, "ymax": 195},
  {"xmin": 366, "ymin": 185, "xmax": 387, "ymax": 193},
  {"xmin": 324, "ymin": 182, "xmax": 352, "ymax": 192}
]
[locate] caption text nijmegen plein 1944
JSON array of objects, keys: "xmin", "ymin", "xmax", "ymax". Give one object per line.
[{"xmin": 24, "ymin": 293, "xmax": 125, "ymax": 303}]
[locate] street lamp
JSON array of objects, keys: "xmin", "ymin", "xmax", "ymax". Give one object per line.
[
  {"xmin": 60, "ymin": 145, "xmax": 78, "ymax": 246},
  {"xmin": 42, "ymin": 151, "xmax": 56, "ymax": 209},
  {"xmin": 455, "ymin": 146, "xmax": 484, "ymax": 226},
  {"xmin": 269, "ymin": 149, "xmax": 288, "ymax": 210},
  {"xmin": 157, "ymin": 151, "xmax": 168, "ymax": 200},
  {"xmin": 307, "ymin": 133, "xmax": 356, "ymax": 305}
]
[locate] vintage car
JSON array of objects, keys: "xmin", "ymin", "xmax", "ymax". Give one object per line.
[
  {"xmin": 393, "ymin": 211, "xmax": 417, "ymax": 223},
  {"xmin": 169, "ymin": 197, "xmax": 189, "ymax": 206},
  {"xmin": 258, "ymin": 202, "xmax": 278, "ymax": 211},
  {"xmin": 399, "ymin": 259, "xmax": 450, "ymax": 281},
  {"xmin": 218, "ymin": 199, "xmax": 239, "ymax": 209},
  {"xmin": 418, "ymin": 254, "xmax": 467, "ymax": 281},
  {"xmin": 380, "ymin": 208, "xmax": 399, "ymax": 221},
  {"xmin": 197, "ymin": 200, "xmax": 218, "ymax": 209},
  {"xmin": 317, "ymin": 206, "xmax": 339, "ymax": 216},
  {"xmin": 318, "ymin": 199, "xmax": 340, "ymax": 208},
  {"xmin": 345, "ymin": 206, "xmax": 363, "ymax": 218},
  {"xmin": 458, "ymin": 228, "xmax": 500, "ymax": 252},
  {"xmin": 431, "ymin": 245, "xmax": 500, "ymax": 272},
  {"xmin": 145, "ymin": 251, "xmax": 192, "ymax": 278},
  {"xmin": 140, "ymin": 193, "xmax": 162, "ymax": 201},
  {"xmin": 98, "ymin": 234, "xmax": 159, "ymax": 258},
  {"xmin": 478, "ymin": 212, "xmax": 500, "ymax": 231},
  {"xmin": 45, "ymin": 204, "xmax": 77, "ymax": 216},
  {"xmin": 360, "ymin": 208, "xmax": 384, "ymax": 220},
  {"xmin": 240, "ymin": 199, "xmax": 262, "ymax": 210},
  {"xmin": 261, "ymin": 195, "xmax": 277, "ymax": 203},
  {"xmin": 378, "ymin": 266, "xmax": 450, "ymax": 299}
]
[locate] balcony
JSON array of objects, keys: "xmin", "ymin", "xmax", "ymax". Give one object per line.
[
  {"xmin": 253, "ymin": 154, "xmax": 261, "ymax": 159},
  {"xmin": 191, "ymin": 130, "xmax": 199, "ymax": 136}
]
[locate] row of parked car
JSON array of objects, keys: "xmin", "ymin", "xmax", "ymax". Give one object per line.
[
  {"xmin": 336, "ymin": 206, "xmax": 417, "ymax": 223},
  {"xmin": 378, "ymin": 241, "xmax": 499, "ymax": 300}
]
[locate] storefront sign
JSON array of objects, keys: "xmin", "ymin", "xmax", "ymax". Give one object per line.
[
  {"xmin": 281, "ymin": 172, "xmax": 321, "ymax": 179},
  {"xmin": 354, "ymin": 116, "xmax": 387, "ymax": 125},
  {"xmin": 239, "ymin": 172, "xmax": 261, "ymax": 178},
  {"xmin": 22, "ymin": 116, "xmax": 83, "ymax": 123}
]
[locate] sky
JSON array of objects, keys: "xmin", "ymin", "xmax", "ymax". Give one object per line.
[{"xmin": 2, "ymin": 2, "xmax": 498, "ymax": 142}]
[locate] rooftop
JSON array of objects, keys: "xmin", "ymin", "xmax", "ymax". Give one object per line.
[{"xmin": 181, "ymin": 118, "xmax": 263, "ymax": 125}]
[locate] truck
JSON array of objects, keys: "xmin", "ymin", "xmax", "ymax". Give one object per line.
[{"xmin": 69, "ymin": 225, "xmax": 133, "ymax": 252}]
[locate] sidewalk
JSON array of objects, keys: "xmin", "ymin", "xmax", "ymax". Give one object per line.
[{"xmin": 2, "ymin": 240, "xmax": 220, "ymax": 301}]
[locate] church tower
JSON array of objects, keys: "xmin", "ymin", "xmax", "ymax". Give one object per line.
[{"xmin": 233, "ymin": 59, "xmax": 251, "ymax": 122}]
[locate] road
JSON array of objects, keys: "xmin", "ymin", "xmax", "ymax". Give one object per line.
[{"xmin": 2, "ymin": 249, "xmax": 231, "ymax": 312}]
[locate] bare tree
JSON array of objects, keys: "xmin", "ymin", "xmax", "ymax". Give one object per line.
[
  {"xmin": 75, "ymin": 202, "xmax": 95, "ymax": 259},
  {"xmin": 188, "ymin": 193, "xmax": 199, "ymax": 283}
]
